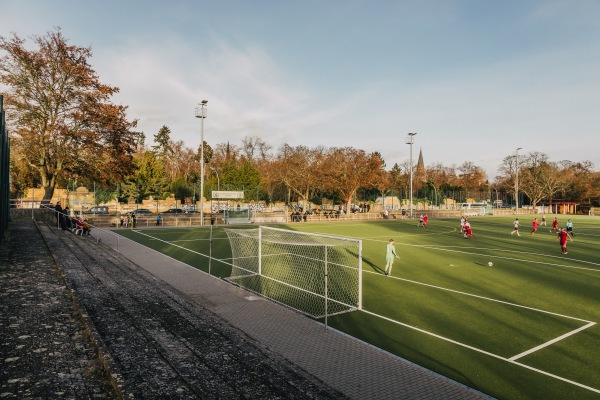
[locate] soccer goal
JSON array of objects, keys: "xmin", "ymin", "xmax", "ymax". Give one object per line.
[
  {"xmin": 224, "ymin": 226, "xmax": 362, "ymax": 320},
  {"xmin": 224, "ymin": 208, "xmax": 252, "ymax": 224}
]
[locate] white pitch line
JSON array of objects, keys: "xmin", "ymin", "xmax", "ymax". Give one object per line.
[
  {"xmin": 128, "ymin": 229, "xmax": 600, "ymax": 394},
  {"xmin": 417, "ymin": 243, "xmax": 600, "ymax": 267},
  {"xmin": 361, "ymin": 308, "xmax": 506, "ymax": 361},
  {"xmin": 366, "ymin": 270, "xmax": 593, "ymax": 323},
  {"xmin": 510, "ymin": 359, "xmax": 600, "ymax": 394},
  {"xmin": 322, "ymin": 230, "xmax": 600, "ymax": 269},
  {"xmin": 132, "ymin": 230, "xmax": 232, "ymax": 266},
  {"xmin": 360, "ymin": 309, "xmax": 600, "ymax": 394},
  {"xmin": 509, "ymin": 321, "xmax": 597, "ymax": 361},
  {"xmin": 416, "ymin": 245, "xmax": 600, "ymax": 272}
]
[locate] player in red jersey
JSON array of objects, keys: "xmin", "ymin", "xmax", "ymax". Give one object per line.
[
  {"xmin": 557, "ymin": 228, "xmax": 573, "ymax": 254},
  {"xmin": 464, "ymin": 224, "xmax": 475, "ymax": 239},
  {"xmin": 550, "ymin": 217, "xmax": 559, "ymax": 233},
  {"xmin": 530, "ymin": 218, "xmax": 539, "ymax": 235}
]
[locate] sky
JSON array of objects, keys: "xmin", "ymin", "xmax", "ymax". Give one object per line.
[{"xmin": 1, "ymin": 0, "xmax": 599, "ymax": 179}]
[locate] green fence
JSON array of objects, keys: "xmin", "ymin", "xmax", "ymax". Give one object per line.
[{"xmin": 0, "ymin": 95, "xmax": 10, "ymax": 243}]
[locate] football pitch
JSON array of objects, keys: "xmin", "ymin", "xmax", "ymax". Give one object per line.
[{"xmin": 115, "ymin": 215, "xmax": 600, "ymax": 400}]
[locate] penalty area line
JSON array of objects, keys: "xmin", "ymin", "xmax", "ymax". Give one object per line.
[
  {"xmin": 360, "ymin": 309, "xmax": 600, "ymax": 394},
  {"xmin": 510, "ymin": 359, "xmax": 600, "ymax": 394},
  {"xmin": 509, "ymin": 321, "xmax": 596, "ymax": 361}
]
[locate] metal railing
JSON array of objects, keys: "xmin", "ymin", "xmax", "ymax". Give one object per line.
[{"xmin": 38, "ymin": 204, "xmax": 125, "ymax": 252}]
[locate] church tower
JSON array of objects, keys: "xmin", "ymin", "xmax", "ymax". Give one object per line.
[{"xmin": 415, "ymin": 147, "xmax": 426, "ymax": 189}]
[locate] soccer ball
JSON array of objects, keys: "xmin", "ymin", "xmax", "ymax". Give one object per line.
[{"xmin": 488, "ymin": 262, "xmax": 493, "ymax": 267}]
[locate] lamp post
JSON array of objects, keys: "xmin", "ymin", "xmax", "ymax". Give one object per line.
[
  {"xmin": 195, "ymin": 100, "xmax": 208, "ymax": 225},
  {"xmin": 406, "ymin": 132, "xmax": 417, "ymax": 218},
  {"xmin": 210, "ymin": 167, "xmax": 220, "ymax": 214},
  {"xmin": 515, "ymin": 147, "xmax": 522, "ymax": 214}
]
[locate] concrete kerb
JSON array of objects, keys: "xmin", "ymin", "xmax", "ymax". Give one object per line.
[{"xmin": 92, "ymin": 227, "xmax": 494, "ymax": 400}]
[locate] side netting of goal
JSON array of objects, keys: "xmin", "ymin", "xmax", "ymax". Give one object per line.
[{"xmin": 224, "ymin": 226, "xmax": 362, "ymax": 319}]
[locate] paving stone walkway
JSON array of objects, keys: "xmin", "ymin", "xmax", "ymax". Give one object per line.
[{"xmin": 0, "ymin": 222, "xmax": 114, "ymax": 399}]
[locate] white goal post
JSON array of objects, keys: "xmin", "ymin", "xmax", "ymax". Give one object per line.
[
  {"xmin": 224, "ymin": 226, "xmax": 363, "ymax": 320},
  {"xmin": 224, "ymin": 208, "xmax": 252, "ymax": 224}
]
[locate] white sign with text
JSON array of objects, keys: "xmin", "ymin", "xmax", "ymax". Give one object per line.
[{"xmin": 212, "ymin": 191, "xmax": 244, "ymax": 199}]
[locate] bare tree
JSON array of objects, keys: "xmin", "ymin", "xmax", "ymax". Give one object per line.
[
  {"xmin": 518, "ymin": 152, "xmax": 550, "ymax": 208},
  {"xmin": 275, "ymin": 144, "xmax": 324, "ymax": 210},
  {"xmin": 241, "ymin": 135, "xmax": 272, "ymax": 162}
]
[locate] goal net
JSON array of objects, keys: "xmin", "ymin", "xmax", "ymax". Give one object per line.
[
  {"xmin": 224, "ymin": 208, "xmax": 252, "ymax": 224},
  {"xmin": 224, "ymin": 226, "xmax": 362, "ymax": 319}
]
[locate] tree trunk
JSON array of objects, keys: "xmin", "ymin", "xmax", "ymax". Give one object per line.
[
  {"xmin": 303, "ymin": 189, "xmax": 310, "ymax": 212},
  {"xmin": 42, "ymin": 185, "xmax": 55, "ymax": 204}
]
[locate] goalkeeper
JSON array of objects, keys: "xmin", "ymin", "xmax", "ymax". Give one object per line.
[{"xmin": 384, "ymin": 239, "xmax": 399, "ymax": 276}]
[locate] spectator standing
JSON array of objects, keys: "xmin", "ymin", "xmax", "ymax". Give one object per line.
[
  {"xmin": 61, "ymin": 207, "xmax": 70, "ymax": 231},
  {"xmin": 54, "ymin": 202, "xmax": 63, "ymax": 226}
]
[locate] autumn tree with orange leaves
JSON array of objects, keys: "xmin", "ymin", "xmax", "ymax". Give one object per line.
[
  {"xmin": 321, "ymin": 147, "xmax": 387, "ymax": 212},
  {"xmin": 0, "ymin": 29, "xmax": 138, "ymax": 203}
]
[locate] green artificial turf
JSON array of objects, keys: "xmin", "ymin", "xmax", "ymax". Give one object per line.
[{"xmin": 116, "ymin": 215, "xmax": 600, "ymax": 400}]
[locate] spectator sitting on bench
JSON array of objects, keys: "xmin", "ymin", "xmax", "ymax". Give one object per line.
[
  {"xmin": 74, "ymin": 217, "xmax": 84, "ymax": 235},
  {"xmin": 82, "ymin": 219, "xmax": 91, "ymax": 236}
]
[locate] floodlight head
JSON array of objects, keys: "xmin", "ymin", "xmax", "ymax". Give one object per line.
[
  {"xmin": 516, "ymin": 147, "xmax": 522, "ymax": 151},
  {"xmin": 406, "ymin": 132, "xmax": 417, "ymax": 144},
  {"xmin": 195, "ymin": 101, "xmax": 208, "ymax": 118}
]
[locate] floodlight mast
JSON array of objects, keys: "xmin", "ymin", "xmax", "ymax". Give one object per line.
[
  {"xmin": 406, "ymin": 133, "xmax": 417, "ymax": 218},
  {"xmin": 515, "ymin": 147, "xmax": 522, "ymax": 215},
  {"xmin": 210, "ymin": 166, "xmax": 220, "ymax": 214},
  {"xmin": 195, "ymin": 100, "xmax": 208, "ymax": 225}
]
